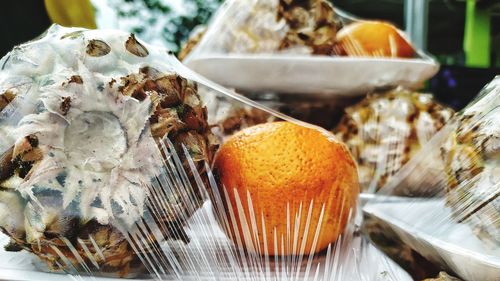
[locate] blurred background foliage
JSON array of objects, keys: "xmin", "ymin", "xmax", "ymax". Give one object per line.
[{"xmin": 95, "ymin": 0, "xmax": 222, "ymax": 52}]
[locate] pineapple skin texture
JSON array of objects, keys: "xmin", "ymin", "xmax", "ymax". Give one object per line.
[
  {"xmin": 335, "ymin": 89, "xmax": 454, "ymax": 192},
  {"xmin": 441, "ymin": 107, "xmax": 500, "ymax": 245},
  {"xmin": 0, "ymin": 25, "xmax": 215, "ymax": 276}
]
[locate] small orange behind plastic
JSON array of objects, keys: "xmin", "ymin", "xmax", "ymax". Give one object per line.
[
  {"xmin": 212, "ymin": 121, "xmax": 359, "ymax": 256},
  {"xmin": 336, "ymin": 21, "xmax": 415, "ymax": 58}
]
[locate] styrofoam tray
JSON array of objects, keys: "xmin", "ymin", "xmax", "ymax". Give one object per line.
[
  {"xmin": 185, "ymin": 55, "xmax": 439, "ymax": 95},
  {"xmin": 364, "ymin": 199, "xmax": 500, "ymax": 281}
]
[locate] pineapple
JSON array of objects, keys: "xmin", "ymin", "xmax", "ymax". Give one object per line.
[
  {"xmin": 440, "ymin": 86, "xmax": 499, "ymax": 245},
  {"xmin": 0, "ymin": 26, "xmax": 215, "ymax": 276},
  {"xmin": 194, "ymin": 0, "xmax": 338, "ymax": 55},
  {"xmin": 221, "ymin": 0, "xmax": 288, "ymax": 53},
  {"xmin": 335, "ymin": 88, "xmax": 454, "ymax": 192},
  {"xmin": 277, "ymin": 0, "xmax": 339, "ymax": 55},
  {"xmin": 0, "ymin": 90, "xmax": 15, "ymax": 112},
  {"xmin": 199, "ymin": 89, "xmax": 276, "ymax": 139},
  {"xmin": 178, "ymin": 26, "xmax": 207, "ymax": 61}
]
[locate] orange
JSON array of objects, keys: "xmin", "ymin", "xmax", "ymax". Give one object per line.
[
  {"xmin": 212, "ymin": 121, "xmax": 359, "ymax": 256},
  {"xmin": 335, "ymin": 21, "xmax": 415, "ymax": 58}
]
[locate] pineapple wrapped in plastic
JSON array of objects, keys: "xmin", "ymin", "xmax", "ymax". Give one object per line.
[
  {"xmin": 277, "ymin": 0, "xmax": 339, "ymax": 54},
  {"xmin": 0, "ymin": 90, "xmax": 15, "ymax": 112},
  {"xmin": 184, "ymin": 0, "xmax": 339, "ymax": 56},
  {"xmin": 440, "ymin": 78, "xmax": 499, "ymax": 245},
  {"xmin": 0, "ymin": 25, "xmax": 216, "ymax": 276},
  {"xmin": 335, "ymin": 88, "xmax": 454, "ymax": 192},
  {"xmin": 364, "ymin": 78, "xmax": 499, "ymax": 281}
]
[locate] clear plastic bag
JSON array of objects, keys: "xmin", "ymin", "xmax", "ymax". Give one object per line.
[
  {"xmin": 364, "ymin": 76, "xmax": 500, "ymax": 281},
  {"xmin": 183, "ymin": 0, "xmax": 418, "ymax": 58},
  {"xmin": 181, "ymin": 0, "xmax": 438, "ymax": 95},
  {"xmin": 334, "ymin": 87, "xmax": 455, "ymax": 193},
  {"xmin": 0, "ymin": 25, "xmax": 412, "ymax": 280},
  {"xmin": 0, "ymin": 25, "xmax": 220, "ymax": 277}
]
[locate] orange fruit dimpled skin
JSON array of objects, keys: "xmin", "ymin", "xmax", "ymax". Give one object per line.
[
  {"xmin": 336, "ymin": 21, "xmax": 415, "ymax": 58},
  {"xmin": 213, "ymin": 121, "xmax": 359, "ymax": 256}
]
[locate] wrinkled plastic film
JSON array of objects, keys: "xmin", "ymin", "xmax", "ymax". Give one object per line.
[
  {"xmin": 179, "ymin": 0, "xmax": 439, "ymax": 105},
  {"xmin": 0, "ymin": 25, "xmax": 216, "ymax": 277},
  {"xmin": 0, "ymin": 25, "xmax": 410, "ymax": 280},
  {"xmin": 365, "ymin": 77, "xmax": 500, "ymax": 281},
  {"xmin": 334, "ymin": 87, "xmax": 455, "ymax": 193},
  {"xmin": 183, "ymin": 0, "xmax": 427, "ymax": 60}
]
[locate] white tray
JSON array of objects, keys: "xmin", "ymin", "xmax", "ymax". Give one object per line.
[
  {"xmin": 0, "ymin": 202, "xmax": 412, "ymax": 281},
  {"xmin": 185, "ymin": 55, "xmax": 439, "ymax": 95},
  {"xmin": 363, "ymin": 199, "xmax": 500, "ymax": 281}
]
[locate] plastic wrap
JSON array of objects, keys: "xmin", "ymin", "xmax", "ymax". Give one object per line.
[
  {"xmin": 334, "ymin": 88, "xmax": 455, "ymax": 193},
  {"xmin": 0, "ymin": 25, "xmax": 220, "ymax": 277},
  {"xmin": 183, "ymin": 0, "xmax": 417, "ymax": 58},
  {"xmin": 182, "ymin": 0, "xmax": 438, "ymax": 95},
  {"xmin": 364, "ymin": 77, "xmax": 500, "ymax": 281},
  {"xmin": 0, "ymin": 25, "xmax": 413, "ymax": 280}
]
